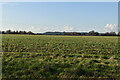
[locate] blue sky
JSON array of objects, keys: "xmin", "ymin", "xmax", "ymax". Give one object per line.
[{"xmin": 2, "ymin": 2, "xmax": 118, "ymax": 33}]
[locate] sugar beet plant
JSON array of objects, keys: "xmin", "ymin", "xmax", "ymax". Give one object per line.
[{"xmin": 2, "ymin": 34, "xmax": 120, "ymax": 79}]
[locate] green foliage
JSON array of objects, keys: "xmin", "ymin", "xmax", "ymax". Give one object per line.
[{"xmin": 2, "ymin": 34, "xmax": 120, "ymax": 79}]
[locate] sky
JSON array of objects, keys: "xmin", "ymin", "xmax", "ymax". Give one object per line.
[{"xmin": 1, "ymin": 2, "xmax": 118, "ymax": 33}]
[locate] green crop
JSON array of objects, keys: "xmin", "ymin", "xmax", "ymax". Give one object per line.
[{"xmin": 2, "ymin": 34, "xmax": 120, "ymax": 79}]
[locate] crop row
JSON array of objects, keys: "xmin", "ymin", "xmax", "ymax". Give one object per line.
[{"xmin": 2, "ymin": 52, "xmax": 120, "ymax": 78}]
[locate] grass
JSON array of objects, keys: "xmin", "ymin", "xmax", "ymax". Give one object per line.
[{"xmin": 2, "ymin": 34, "xmax": 120, "ymax": 79}]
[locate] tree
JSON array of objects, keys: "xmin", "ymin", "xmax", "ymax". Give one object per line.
[
  {"xmin": 88, "ymin": 30, "xmax": 95, "ymax": 36},
  {"xmin": 2, "ymin": 31, "xmax": 5, "ymax": 34},
  {"xmin": 28, "ymin": 31, "xmax": 33, "ymax": 34},
  {"xmin": 94, "ymin": 32, "xmax": 99, "ymax": 36},
  {"xmin": 6, "ymin": 30, "xmax": 12, "ymax": 34},
  {"xmin": 23, "ymin": 31, "xmax": 27, "ymax": 34},
  {"xmin": 109, "ymin": 32, "xmax": 116, "ymax": 36}
]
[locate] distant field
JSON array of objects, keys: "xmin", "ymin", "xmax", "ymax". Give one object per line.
[{"xmin": 2, "ymin": 34, "xmax": 120, "ymax": 79}]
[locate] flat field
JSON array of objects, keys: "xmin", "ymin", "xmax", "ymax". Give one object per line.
[{"xmin": 2, "ymin": 34, "xmax": 120, "ymax": 79}]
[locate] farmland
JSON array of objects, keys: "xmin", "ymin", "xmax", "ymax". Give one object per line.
[{"xmin": 2, "ymin": 34, "xmax": 120, "ymax": 79}]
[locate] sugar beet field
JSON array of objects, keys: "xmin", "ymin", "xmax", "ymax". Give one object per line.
[{"xmin": 2, "ymin": 34, "xmax": 120, "ymax": 79}]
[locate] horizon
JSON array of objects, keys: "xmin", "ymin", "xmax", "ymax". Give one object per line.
[
  {"xmin": 0, "ymin": 29, "xmax": 119, "ymax": 34},
  {"xmin": 1, "ymin": 2, "xmax": 118, "ymax": 33}
]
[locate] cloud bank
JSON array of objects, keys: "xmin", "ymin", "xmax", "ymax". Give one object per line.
[
  {"xmin": 63, "ymin": 26, "xmax": 74, "ymax": 32},
  {"xmin": 104, "ymin": 24, "xmax": 117, "ymax": 32}
]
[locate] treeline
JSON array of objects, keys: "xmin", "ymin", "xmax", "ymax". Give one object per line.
[
  {"xmin": 43, "ymin": 31, "xmax": 120, "ymax": 36},
  {"xmin": 0, "ymin": 30, "xmax": 34, "ymax": 35},
  {"xmin": 0, "ymin": 30, "xmax": 120, "ymax": 36}
]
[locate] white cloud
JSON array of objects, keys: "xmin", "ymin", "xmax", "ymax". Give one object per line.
[
  {"xmin": 27, "ymin": 26, "xmax": 54, "ymax": 33},
  {"xmin": 63, "ymin": 26, "xmax": 74, "ymax": 32},
  {"xmin": 27, "ymin": 26, "xmax": 41, "ymax": 32},
  {"xmin": 104, "ymin": 24, "xmax": 117, "ymax": 32},
  {"xmin": 28, "ymin": 25, "xmax": 75, "ymax": 33}
]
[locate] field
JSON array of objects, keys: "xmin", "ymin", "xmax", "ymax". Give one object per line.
[{"xmin": 2, "ymin": 34, "xmax": 120, "ymax": 79}]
